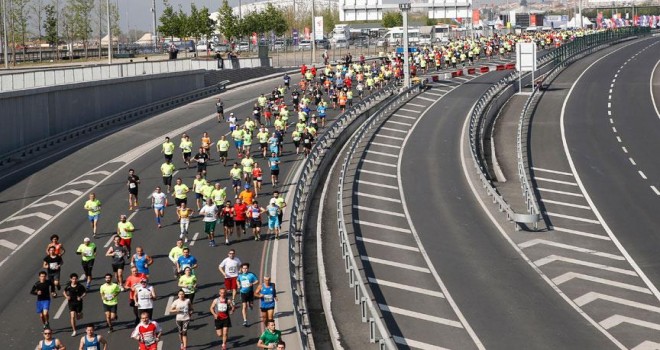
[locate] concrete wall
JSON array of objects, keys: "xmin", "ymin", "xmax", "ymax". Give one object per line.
[{"xmin": 0, "ymin": 70, "xmax": 205, "ymax": 156}]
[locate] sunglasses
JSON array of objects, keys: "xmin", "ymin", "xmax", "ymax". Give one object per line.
[{"xmin": 43, "ymin": 332, "xmax": 52, "ymax": 335}]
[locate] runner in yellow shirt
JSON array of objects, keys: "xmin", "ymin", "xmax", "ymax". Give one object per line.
[
  {"xmin": 84, "ymin": 193, "xmax": 102, "ymax": 237},
  {"xmin": 162, "ymin": 137, "xmax": 176, "ymax": 163},
  {"xmin": 161, "ymin": 159, "xmax": 176, "ymax": 193}
]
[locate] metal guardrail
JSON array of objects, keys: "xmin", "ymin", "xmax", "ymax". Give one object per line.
[
  {"xmin": 0, "ymin": 81, "xmax": 229, "ymax": 169},
  {"xmin": 515, "ymin": 27, "xmax": 651, "ymax": 229},
  {"xmin": 336, "ymin": 82, "xmax": 423, "ymax": 349},
  {"xmin": 287, "ymin": 80, "xmax": 399, "ymax": 349}
]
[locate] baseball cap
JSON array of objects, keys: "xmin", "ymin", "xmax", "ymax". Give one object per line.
[
  {"xmin": 83, "ymin": 237, "xmax": 91, "ymax": 242},
  {"xmin": 244, "ymin": 183, "xmax": 250, "ymax": 189},
  {"xmin": 140, "ymin": 278, "xmax": 147, "ymax": 283}
]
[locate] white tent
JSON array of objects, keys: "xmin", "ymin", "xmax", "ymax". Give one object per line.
[
  {"xmin": 100, "ymin": 34, "xmax": 118, "ymax": 45},
  {"xmin": 567, "ymin": 16, "xmax": 593, "ymax": 28},
  {"xmin": 134, "ymin": 33, "xmax": 153, "ymax": 45}
]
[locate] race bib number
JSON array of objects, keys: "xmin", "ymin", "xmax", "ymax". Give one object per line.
[
  {"xmin": 228, "ymin": 266, "xmax": 237, "ymax": 274},
  {"xmin": 176, "ymin": 189, "xmax": 182, "ymax": 195},
  {"xmin": 86, "ymin": 346, "xmax": 98, "ymax": 350},
  {"xmin": 217, "ymin": 302, "xmax": 228, "ymax": 313},
  {"xmin": 105, "ymin": 293, "xmax": 114, "ymax": 300},
  {"xmin": 129, "ymin": 183, "xmax": 136, "ymax": 189},
  {"xmin": 304, "ymin": 139, "xmax": 310, "ymax": 144},
  {"xmin": 263, "ymin": 294, "xmax": 274, "ymax": 303},
  {"xmin": 143, "ymin": 333, "xmax": 156, "ymax": 345},
  {"xmin": 49, "ymin": 262, "xmax": 59, "ymax": 270},
  {"xmin": 240, "ymin": 280, "xmax": 251, "ymax": 289},
  {"xmin": 198, "ymin": 158, "xmax": 205, "ymax": 164},
  {"xmin": 84, "ymin": 249, "xmax": 93, "ymax": 257}
]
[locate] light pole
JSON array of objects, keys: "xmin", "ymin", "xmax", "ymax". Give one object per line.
[
  {"xmin": 399, "ymin": 2, "xmax": 411, "ymax": 88},
  {"xmin": 311, "ymin": 0, "xmax": 316, "ymax": 65},
  {"xmin": 106, "ymin": 0, "xmax": 112, "ymax": 64},
  {"xmin": 152, "ymin": 0, "xmax": 157, "ymax": 53},
  {"xmin": 2, "ymin": 0, "xmax": 9, "ymax": 68}
]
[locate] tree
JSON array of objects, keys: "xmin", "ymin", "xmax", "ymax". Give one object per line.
[
  {"xmin": 321, "ymin": 7, "xmax": 339, "ymax": 34},
  {"xmin": 65, "ymin": 0, "xmax": 95, "ymax": 57},
  {"xmin": 216, "ymin": 0, "xmax": 238, "ymax": 42},
  {"xmin": 262, "ymin": 3, "xmax": 287, "ymax": 37},
  {"xmin": 382, "ymin": 11, "xmax": 402, "ymax": 28},
  {"xmin": 43, "ymin": 3, "xmax": 58, "ymax": 47},
  {"xmin": 10, "ymin": 0, "xmax": 32, "ymax": 60},
  {"xmin": 32, "ymin": 0, "xmax": 46, "ymax": 57},
  {"xmin": 158, "ymin": 1, "xmax": 178, "ymax": 40}
]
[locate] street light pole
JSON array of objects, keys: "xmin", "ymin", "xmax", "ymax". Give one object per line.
[
  {"xmin": 106, "ymin": 0, "xmax": 112, "ymax": 64},
  {"xmin": 312, "ymin": 0, "xmax": 316, "ymax": 65},
  {"xmin": 2, "ymin": 0, "xmax": 9, "ymax": 68},
  {"xmin": 400, "ymin": 2, "xmax": 411, "ymax": 88},
  {"xmin": 152, "ymin": 0, "xmax": 157, "ymax": 53}
]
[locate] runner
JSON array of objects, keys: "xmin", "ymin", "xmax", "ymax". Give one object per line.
[
  {"xmin": 257, "ymin": 127, "xmax": 270, "ymax": 158},
  {"xmin": 193, "ymin": 147, "xmax": 210, "ymax": 176},
  {"xmin": 134, "ymin": 278, "xmax": 156, "ymax": 322},
  {"xmin": 229, "ymin": 163, "xmax": 243, "ymax": 195},
  {"xmin": 105, "ymin": 235, "xmax": 128, "ymax": 291},
  {"xmin": 247, "ymin": 201, "xmax": 266, "ymax": 240},
  {"xmin": 216, "ymin": 97, "xmax": 225, "ymax": 122},
  {"xmin": 199, "ymin": 198, "xmax": 219, "ymax": 247},
  {"xmin": 162, "ymin": 136, "xmax": 176, "ymax": 163},
  {"xmin": 179, "ymin": 134, "xmax": 193, "ymax": 168},
  {"xmin": 254, "ymin": 276, "xmax": 277, "ymax": 325},
  {"xmin": 99, "ymin": 273, "xmax": 120, "ymax": 332},
  {"xmin": 233, "ymin": 198, "xmax": 248, "ymax": 239},
  {"xmin": 218, "ymin": 249, "xmax": 242, "ymax": 302},
  {"xmin": 176, "ymin": 247, "xmax": 199, "ymax": 275},
  {"xmin": 177, "ymin": 203, "xmax": 193, "ymax": 242},
  {"xmin": 291, "ymin": 128, "xmax": 301, "ymax": 155},
  {"xmin": 36, "ymin": 328, "xmax": 65, "ymax": 350},
  {"xmin": 131, "ymin": 312, "xmax": 162, "ymax": 350},
  {"xmin": 63, "ymin": 273, "xmax": 86, "ymax": 336},
  {"xmin": 161, "ymin": 159, "xmax": 176, "ymax": 193},
  {"xmin": 252, "ymin": 162, "xmax": 263, "ymax": 196},
  {"xmin": 75, "ymin": 237, "xmax": 96, "ymax": 289},
  {"xmin": 127, "ymin": 169, "xmax": 140, "ymax": 210},
  {"xmin": 270, "ymin": 190, "xmax": 287, "ymax": 230},
  {"xmin": 220, "ymin": 201, "xmax": 235, "ymax": 245},
  {"xmin": 257, "ymin": 320, "xmax": 283, "ymax": 349},
  {"xmin": 216, "ymin": 135, "xmax": 231, "ymax": 166},
  {"xmin": 31, "ymin": 271, "xmax": 53, "ymax": 329},
  {"xmin": 168, "ymin": 239, "xmax": 186, "ymax": 279},
  {"xmin": 151, "ymin": 186, "xmax": 167, "ymax": 229},
  {"xmin": 210, "ymin": 288, "xmax": 235, "ymax": 350},
  {"xmin": 178, "ymin": 267, "xmax": 198, "ymax": 304},
  {"xmin": 266, "ymin": 202, "xmax": 281, "ymax": 240},
  {"xmin": 201, "ymin": 132, "xmax": 212, "ymax": 157},
  {"xmin": 131, "ymin": 246, "xmax": 153, "ymax": 280},
  {"xmin": 241, "ymin": 153, "xmax": 255, "ymax": 183},
  {"xmin": 83, "ymin": 193, "xmax": 101, "ymax": 238},
  {"xmin": 269, "ymin": 152, "xmax": 280, "ymax": 187},
  {"xmin": 237, "ymin": 263, "xmax": 259, "ymax": 326},
  {"xmin": 46, "ymin": 234, "xmax": 65, "ymax": 257},
  {"xmin": 124, "ymin": 266, "xmax": 146, "ymax": 325},
  {"xmin": 43, "ymin": 246, "xmax": 63, "ymax": 296},
  {"xmin": 231, "ymin": 126, "xmax": 245, "ymax": 158},
  {"xmin": 192, "ymin": 174, "xmax": 208, "ymax": 211},
  {"xmin": 78, "ymin": 324, "xmax": 107, "ymax": 350},
  {"xmin": 228, "ymin": 113, "xmax": 237, "ymax": 132},
  {"xmin": 238, "ymin": 184, "xmax": 255, "ymax": 206},
  {"xmin": 173, "ymin": 178, "xmax": 190, "ymax": 211},
  {"xmin": 170, "ymin": 289, "xmax": 193, "ymax": 350},
  {"xmin": 117, "ymin": 214, "xmax": 135, "ymax": 252},
  {"xmin": 301, "ymin": 129, "xmax": 314, "ymax": 156},
  {"xmin": 211, "ymin": 183, "xmax": 227, "ymax": 209}
]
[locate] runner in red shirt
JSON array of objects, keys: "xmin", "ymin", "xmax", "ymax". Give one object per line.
[
  {"xmin": 131, "ymin": 311, "xmax": 162, "ymax": 350},
  {"xmin": 124, "ymin": 266, "xmax": 146, "ymax": 325},
  {"xmin": 233, "ymin": 199, "xmax": 248, "ymax": 239}
]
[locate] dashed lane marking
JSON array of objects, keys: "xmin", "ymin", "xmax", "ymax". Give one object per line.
[
  {"xmin": 536, "ymin": 188, "xmax": 584, "ymax": 197},
  {"xmin": 551, "ymin": 226, "xmax": 610, "ymax": 241},
  {"xmin": 355, "ymin": 192, "xmax": 401, "ymax": 203},
  {"xmin": 354, "ymin": 220, "xmax": 411, "ymax": 233},
  {"xmin": 544, "ymin": 211, "xmax": 600, "ymax": 224},
  {"xmin": 353, "ymin": 205, "xmax": 405, "ymax": 217},
  {"xmin": 540, "ymin": 198, "xmax": 591, "ymax": 210},
  {"xmin": 379, "ymin": 304, "xmax": 462, "ymax": 327},
  {"xmin": 369, "ymin": 277, "xmax": 444, "ymax": 298},
  {"xmin": 356, "ymin": 180, "xmax": 398, "ymax": 189},
  {"xmin": 362, "ymin": 256, "xmax": 430, "ymax": 272}
]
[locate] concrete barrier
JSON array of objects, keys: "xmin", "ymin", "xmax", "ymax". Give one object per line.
[
  {"xmin": 480, "ymin": 66, "xmax": 490, "ymax": 73},
  {"xmin": 496, "ymin": 65, "xmax": 505, "ymax": 71},
  {"xmin": 467, "ymin": 68, "xmax": 476, "ymax": 74},
  {"xmin": 505, "ymin": 63, "xmax": 516, "ymax": 70}
]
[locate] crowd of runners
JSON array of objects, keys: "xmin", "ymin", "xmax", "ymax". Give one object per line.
[{"xmin": 30, "ymin": 28, "xmax": 594, "ymax": 350}]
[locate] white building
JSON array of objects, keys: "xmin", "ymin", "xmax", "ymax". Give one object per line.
[
  {"xmin": 231, "ymin": 0, "xmax": 339, "ymax": 17},
  {"xmin": 338, "ymin": 0, "xmax": 472, "ymax": 22}
]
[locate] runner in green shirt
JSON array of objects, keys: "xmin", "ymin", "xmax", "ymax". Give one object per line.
[
  {"xmin": 99, "ymin": 273, "xmax": 120, "ymax": 332},
  {"xmin": 257, "ymin": 319, "xmax": 282, "ymax": 348}
]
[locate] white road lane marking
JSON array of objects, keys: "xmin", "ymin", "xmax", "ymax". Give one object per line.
[
  {"xmin": 353, "ymin": 205, "xmax": 405, "ymax": 217},
  {"xmin": 519, "ymin": 239, "xmax": 623, "ymax": 260},
  {"xmin": 551, "ymin": 226, "xmax": 610, "ymax": 240},
  {"xmin": 356, "ymin": 180, "xmax": 398, "ymax": 189},
  {"xmin": 531, "ymin": 167, "xmax": 574, "ymax": 176},
  {"xmin": 543, "ymin": 211, "xmax": 600, "ymax": 224},
  {"xmin": 540, "ymin": 198, "xmax": 591, "ymax": 210},
  {"xmin": 86, "ymin": 170, "xmax": 112, "ymax": 176},
  {"xmin": 362, "ymin": 256, "xmax": 429, "ymax": 272},
  {"xmin": 552, "ymin": 272, "xmax": 652, "ymax": 294},
  {"xmin": 380, "ymin": 127, "xmax": 407, "ymax": 133},
  {"xmin": 629, "ymin": 157, "xmax": 637, "ymax": 165},
  {"xmin": 386, "ymin": 120, "xmax": 412, "ymax": 126},
  {"xmin": 534, "ymin": 255, "xmax": 636, "ymax": 276},
  {"xmin": 54, "ymin": 299, "xmax": 68, "ymax": 319},
  {"xmin": 7, "ymin": 212, "xmax": 53, "ymax": 221},
  {"xmin": 0, "ymin": 226, "xmax": 35, "ymax": 234},
  {"xmin": 48, "ymin": 189, "xmax": 84, "ymax": 196},
  {"xmin": 355, "ymin": 192, "xmax": 401, "ymax": 203},
  {"xmin": 370, "ymin": 142, "xmax": 400, "ymax": 149},
  {"xmin": 392, "ymin": 114, "xmax": 417, "ymax": 120},
  {"xmin": 357, "ymin": 237, "xmax": 419, "ymax": 251},
  {"xmin": 609, "ymin": 118, "xmax": 614, "ymax": 124},
  {"xmin": 374, "ymin": 134, "xmax": 405, "ymax": 141},
  {"xmin": 361, "ymin": 159, "xmax": 397, "ymax": 168},
  {"xmin": 31, "ymin": 200, "xmax": 68, "ymax": 208},
  {"xmin": 534, "ymin": 177, "xmax": 578, "ymax": 186},
  {"xmin": 639, "ymin": 171, "xmax": 647, "ymax": 180},
  {"xmin": 602, "ymin": 316, "xmax": 660, "ymax": 332},
  {"xmin": 69, "ymin": 179, "xmax": 98, "ymax": 186},
  {"xmin": 536, "ymin": 188, "xmax": 583, "ymax": 197},
  {"xmin": 358, "ymin": 169, "xmax": 397, "ymax": 178},
  {"xmin": 365, "ymin": 150, "xmax": 398, "ymax": 158},
  {"xmin": 104, "ymin": 236, "xmax": 114, "ymax": 248},
  {"xmin": 393, "ymin": 335, "xmax": 450, "ymax": 350},
  {"xmin": 380, "ymin": 304, "xmax": 462, "ymax": 327},
  {"xmin": 417, "ymin": 96, "xmax": 436, "ymax": 102},
  {"xmin": 0, "ymin": 240, "xmax": 17, "ymax": 249},
  {"xmin": 616, "ymin": 136, "xmax": 622, "ymax": 142},
  {"xmin": 399, "ymin": 108, "xmax": 422, "ymax": 113},
  {"xmin": 406, "ymin": 102, "xmax": 426, "ymax": 108},
  {"xmin": 574, "ymin": 292, "xmax": 660, "ymax": 313},
  {"xmin": 354, "ymin": 220, "xmax": 410, "ymax": 233},
  {"xmin": 651, "ymin": 186, "xmax": 660, "ymax": 196},
  {"xmin": 189, "ymin": 232, "xmax": 200, "ymax": 246},
  {"xmin": 164, "ymin": 296, "xmax": 174, "ymax": 315},
  {"xmin": 423, "ymin": 91, "xmax": 443, "ymax": 97},
  {"xmin": 612, "ymin": 127, "xmax": 617, "ymax": 133},
  {"xmin": 622, "ymin": 147, "xmax": 628, "ymax": 153},
  {"xmin": 369, "ymin": 277, "xmax": 444, "ymax": 298}
]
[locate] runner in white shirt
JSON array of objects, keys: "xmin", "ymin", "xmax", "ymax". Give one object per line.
[
  {"xmin": 170, "ymin": 290, "xmax": 193, "ymax": 350},
  {"xmin": 199, "ymin": 198, "xmax": 219, "ymax": 247},
  {"xmin": 151, "ymin": 187, "xmax": 167, "ymax": 228},
  {"xmin": 133, "ymin": 279, "xmax": 156, "ymax": 321},
  {"xmin": 131, "ymin": 312, "xmax": 162, "ymax": 350},
  {"xmin": 218, "ymin": 249, "xmax": 242, "ymax": 302}
]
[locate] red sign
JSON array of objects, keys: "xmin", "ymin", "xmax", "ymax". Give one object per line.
[
  {"xmin": 472, "ymin": 10, "xmax": 480, "ymax": 25},
  {"xmin": 530, "ymin": 15, "xmax": 537, "ymax": 26}
]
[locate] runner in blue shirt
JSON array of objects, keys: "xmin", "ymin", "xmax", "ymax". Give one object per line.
[
  {"xmin": 269, "ymin": 153, "xmax": 280, "ymax": 188},
  {"xmin": 236, "ymin": 263, "xmax": 259, "ymax": 327},
  {"xmin": 176, "ymin": 248, "xmax": 199, "ymax": 275}
]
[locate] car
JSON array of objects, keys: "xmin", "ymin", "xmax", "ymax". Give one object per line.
[
  {"xmin": 196, "ymin": 41, "xmax": 210, "ymax": 51},
  {"xmin": 298, "ymin": 40, "xmax": 312, "ymax": 51},
  {"xmin": 375, "ymin": 37, "xmax": 387, "ymax": 47},
  {"xmin": 315, "ymin": 38, "xmax": 330, "ymax": 50},
  {"xmin": 237, "ymin": 41, "xmax": 250, "ymax": 51},
  {"xmin": 354, "ymin": 36, "xmax": 370, "ymax": 48},
  {"xmin": 272, "ymin": 40, "xmax": 286, "ymax": 51},
  {"xmin": 334, "ymin": 39, "xmax": 349, "ymax": 49},
  {"xmin": 214, "ymin": 43, "xmax": 230, "ymax": 53}
]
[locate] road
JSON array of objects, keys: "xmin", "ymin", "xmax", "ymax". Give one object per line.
[
  {"xmin": 529, "ymin": 34, "xmax": 660, "ymax": 348},
  {"xmin": 0, "ymin": 70, "xmax": 352, "ymax": 349}
]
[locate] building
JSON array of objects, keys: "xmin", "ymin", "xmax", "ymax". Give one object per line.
[{"xmin": 338, "ymin": 0, "xmax": 473, "ymax": 22}]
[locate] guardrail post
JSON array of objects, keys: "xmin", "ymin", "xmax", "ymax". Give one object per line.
[{"xmin": 369, "ymin": 318, "xmax": 377, "ymax": 343}]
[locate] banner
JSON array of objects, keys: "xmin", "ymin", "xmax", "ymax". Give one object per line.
[
  {"xmin": 304, "ymin": 27, "xmax": 311, "ymax": 40},
  {"xmin": 530, "ymin": 15, "xmax": 537, "ymax": 26},
  {"xmin": 597, "ymin": 12, "xmax": 603, "ymax": 28},
  {"xmin": 292, "ymin": 29, "xmax": 299, "ymax": 45},
  {"xmin": 472, "ymin": 9, "xmax": 480, "ymax": 26},
  {"xmin": 314, "ymin": 16, "xmax": 324, "ymax": 40}
]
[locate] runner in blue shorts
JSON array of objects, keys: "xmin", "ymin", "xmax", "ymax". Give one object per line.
[
  {"xmin": 266, "ymin": 202, "xmax": 281, "ymax": 239},
  {"xmin": 31, "ymin": 271, "xmax": 53, "ymax": 329}
]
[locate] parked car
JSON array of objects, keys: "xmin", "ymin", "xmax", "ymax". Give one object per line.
[
  {"xmin": 298, "ymin": 40, "xmax": 312, "ymax": 51},
  {"xmin": 272, "ymin": 40, "xmax": 286, "ymax": 51},
  {"xmin": 237, "ymin": 41, "xmax": 250, "ymax": 51},
  {"xmin": 334, "ymin": 39, "xmax": 349, "ymax": 49},
  {"xmin": 196, "ymin": 41, "xmax": 210, "ymax": 51},
  {"xmin": 375, "ymin": 37, "xmax": 387, "ymax": 47},
  {"xmin": 315, "ymin": 38, "xmax": 330, "ymax": 50},
  {"xmin": 354, "ymin": 36, "xmax": 370, "ymax": 48},
  {"xmin": 214, "ymin": 43, "xmax": 230, "ymax": 53}
]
